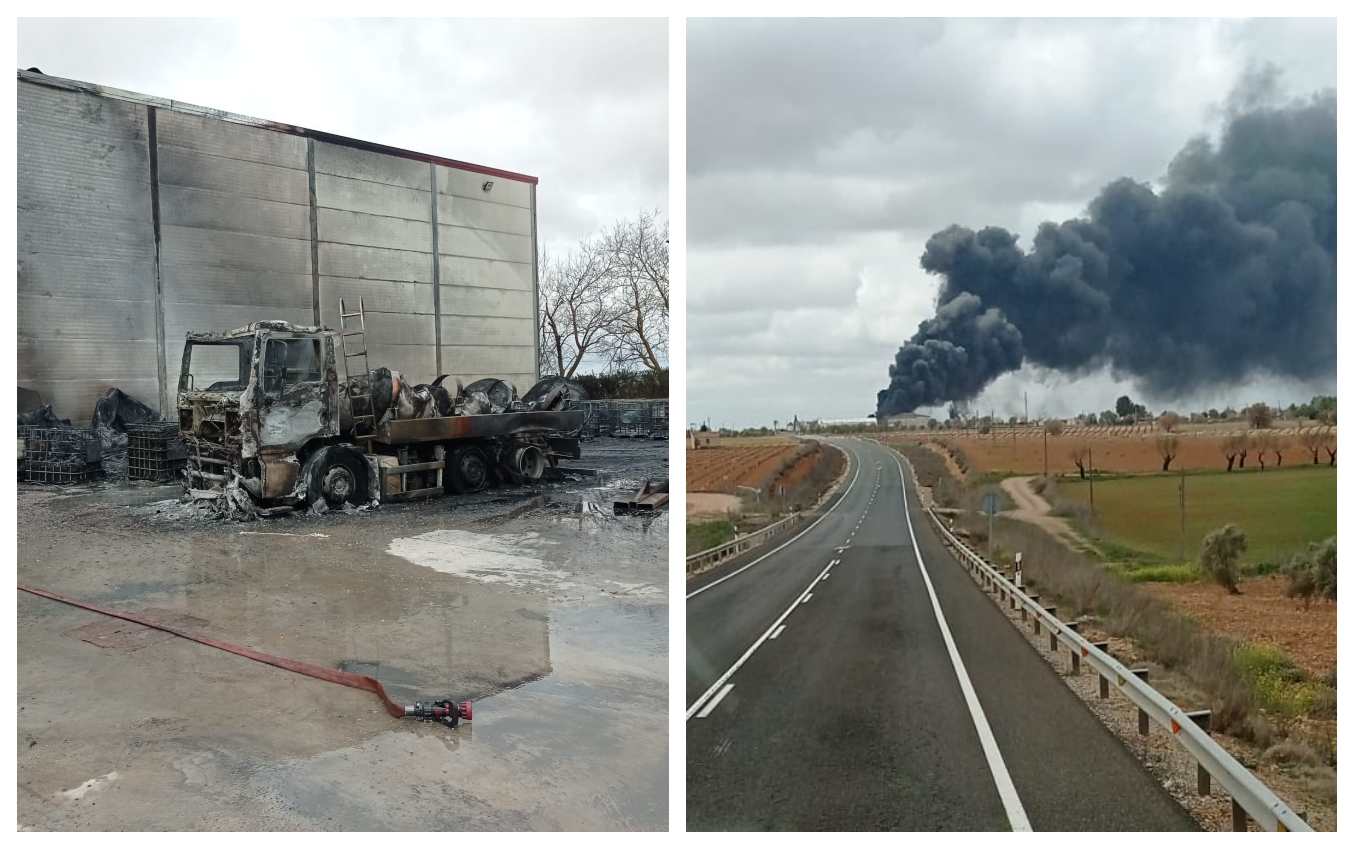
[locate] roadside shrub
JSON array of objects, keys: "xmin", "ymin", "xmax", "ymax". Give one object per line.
[
  {"xmin": 1200, "ymin": 524, "xmax": 1247, "ymax": 593},
  {"xmin": 1261, "ymin": 740, "xmax": 1323, "ymax": 767},
  {"xmin": 1284, "ymin": 536, "xmax": 1336, "ymax": 607}
]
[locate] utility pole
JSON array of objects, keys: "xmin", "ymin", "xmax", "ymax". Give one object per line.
[
  {"xmin": 1179, "ymin": 466, "xmax": 1186, "ymax": 562},
  {"xmin": 1024, "ymin": 392, "xmax": 1029, "ymax": 423},
  {"xmin": 1043, "ymin": 427, "xmax": 1048, "ymax": 478},
  {"xmin": 1088, "ymin": 444, "xmax": 1095, "ymax": 518}
]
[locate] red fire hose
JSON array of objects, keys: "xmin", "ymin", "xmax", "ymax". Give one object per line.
[{"xmin": 18, "ymin": 583, "xmax": 470, "ymax": 727}]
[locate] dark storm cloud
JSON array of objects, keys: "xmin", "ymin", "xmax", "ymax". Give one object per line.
[
  {"xmin": 687, "ymin": 18, "xmax": 1336, "ymax": 427},
  {"xmin": 878, "ymin": 88, "xmax": 1336, "ymax": 415}
]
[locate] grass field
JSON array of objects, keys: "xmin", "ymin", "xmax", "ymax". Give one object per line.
[
  {"xmin": 687, "ymin": 519, "xmax": 736, "ymax": 555},
  {"xmin": 1055, "ymin": 466, "xmax": 1335, "ymax": 566}
]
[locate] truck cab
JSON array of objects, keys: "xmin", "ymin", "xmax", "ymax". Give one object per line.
[{"xmin": 179, "ymin": 321, "xmax": 341, "ymax": 503}]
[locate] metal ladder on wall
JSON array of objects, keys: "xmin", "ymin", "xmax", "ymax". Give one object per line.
[{"xmin": 338, "ymin": 297, "xmax": 379, "ymax": 443}]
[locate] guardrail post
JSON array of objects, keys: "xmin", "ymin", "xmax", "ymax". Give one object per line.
[
  {"xmin": 1130, "ymin": 667, "xmax": 1151, "ymax": 734},
  {"xmin": 1186, "ymin": 710, "xmax": 1213, "ymax": 795},
  {"xmin": 1231, "ymin": 798, "xmax": 1247, "ymax": 831},
  {"xmin": 1093, "ymin": 641, "xmax": 1111, "ymax": 697},
  {"xmin": 1065, "ymin": 624, "xmax": 1082, "ymax": 674},
  {"xmin": 1043, "ymin": 607, "xmax": 1057, "ymax": 648}
]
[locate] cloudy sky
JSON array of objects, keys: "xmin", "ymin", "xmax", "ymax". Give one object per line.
[
  {"xmin": 687, "ymin": 18, "xmax": 1336, "ymax": 428},
  {"xmin": 17, "ymin": 18, "xmax": 667, "ymax": 257}
]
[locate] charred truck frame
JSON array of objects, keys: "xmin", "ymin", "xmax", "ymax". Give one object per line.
[{"xmin": 179, "ymin": 318, "xmax": 582, "ymax": 510}]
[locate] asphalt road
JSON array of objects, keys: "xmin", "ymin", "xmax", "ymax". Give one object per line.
[{"xmin": 686, "ymin": 437, "xmax": 1197, "ymax": 831}]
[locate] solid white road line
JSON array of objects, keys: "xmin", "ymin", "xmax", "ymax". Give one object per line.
[
  {"xmin": 687, "ymin": 444, "xmax": 863, "ymax": 600},
  {"xmin": 770, "ymin": 624, "xmax": 786, "ymax": 640},
  {"xmin": 892, "ymin": 450, "xmax": 1033, "ymax": 832},
  {"xmin": 697, "ymin": 683, "xmax": 735, "ymax": 718}
]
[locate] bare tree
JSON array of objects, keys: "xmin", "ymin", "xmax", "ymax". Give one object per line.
[
  {"xmin": 1158, "ymin": 411, "xmax": 1181, "ymax": 432},
  {"xmin": 1155, "ymin": 434, "xmax": 1179, "ymax": 472},
  {"xmin": 536, "ymin": 239, "xmax": 618, "ymax": 378},
  {"xmin": 604, "ymin": 211, "xmax": 669, "ymax": 374},
  {"xmin": 1252, "ymin": 432, "xmax": 1277, "ymax": 471},
  {"xmin": 1069, "ymin": 444, "xmax": 1089, "ymax": 479},
  {"xmin": 1221, "ymin": 434, "xmax": 1247, "ymax": 471},
  {"xmin": 1301, "ymin": 427, "xmax": 1326, "ymax": 464}
]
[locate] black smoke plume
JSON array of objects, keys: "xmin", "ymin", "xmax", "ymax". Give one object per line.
[{"xmin": 877, "ymin": 86, "xmax": 1336, "ymax": 416}]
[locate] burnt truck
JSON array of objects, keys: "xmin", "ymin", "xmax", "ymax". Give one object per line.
[{"xmin": 178, "ymin": 316, "xmax": 583, "ymax": 512}]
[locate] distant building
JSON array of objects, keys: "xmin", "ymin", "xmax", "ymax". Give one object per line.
[
  {"xmin": 688, "ymin": 430, "xmax": 721, "ymax": 449},
  {"xmin": 882, "ymin": 413, "xmax": 932, "ymax": 429}
]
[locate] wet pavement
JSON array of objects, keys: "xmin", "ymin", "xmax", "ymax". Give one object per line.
[{"xmin": 17, "ymin": 438, "xmax": 669, "ymax": 830}]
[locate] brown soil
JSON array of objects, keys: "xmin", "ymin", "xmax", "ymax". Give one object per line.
[
  {"xmin": 886, "ymin": 425, "xmax": 1334, "ymax": 476},
  {"xmin": 687, "ymin": 441, "xmax": 805, "ymax": 494},
  {"xmin": 1141, "ymin": 576, "xmax": 1337, "ymax": 677},
  {"xmin": 687, "ymin": 492, "xmax": 741, "ymax": 519}
]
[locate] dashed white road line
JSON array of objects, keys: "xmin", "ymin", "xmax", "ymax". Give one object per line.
[
  {"xmin": 770, "ymin": 624, "xmax": 786, "ymax": 640},
  {"xmin": 892, "ymin": 451, "xmax": 1032, "ymax": 832},
  {"xmin": 697, "ymin": 683, "xmax": 735, "ymax": 718},
  {"xmin": 687, "ymin": 555, "xmax": 841, "ymax": 720},
  {"xmin": 801, "ymin": 592, "xmax": 814, "ymax": 603},
  {"xmin": 687, "ymin": 446, "xmax": 862, "ymax": 600}
]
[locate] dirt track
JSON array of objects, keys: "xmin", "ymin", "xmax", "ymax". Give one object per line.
[{"xmin": 999, "ymin": 476, "xmax": 1097, "ymax": 555}]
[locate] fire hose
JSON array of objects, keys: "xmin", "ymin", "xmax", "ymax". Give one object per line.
[{"xmin": 18, "ymin": 584, "xmax": 471, "ymax": 728}]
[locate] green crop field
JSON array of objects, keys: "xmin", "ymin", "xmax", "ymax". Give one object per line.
[{"xmin": 1056, "ymin": 465, "xmax": 1336, "ymax": 566}]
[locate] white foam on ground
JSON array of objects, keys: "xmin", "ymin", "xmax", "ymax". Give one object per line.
[
  {"xmin": 387, "ymin": 529, "xmax": 567, "ymax": 588},
  {"xmin": 56, "ymin": 771, "xmax": 118, "ymax": 801}
]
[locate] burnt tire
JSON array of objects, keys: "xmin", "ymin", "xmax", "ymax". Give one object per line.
[
  {"xmin": 446, "ymin": 445, "xmax": 490, "ymax": 494},
  {"xmin": 305, "ymin": 447, "xmax": 369, "ymax": 508}
]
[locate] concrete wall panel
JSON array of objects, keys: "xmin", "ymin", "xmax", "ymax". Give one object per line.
[
  {"xmin": 157, "ymin": 110, "xmax": 306, "ymax": 168},
  {"xmin": 316, "ymin": 173, "xmax": 430, "ymax": 221},
  {"xmin": 441, "ymin": 344, "xmax": 536, "ymax": 375},
  {"xmin": 160, "ymin": 185, "xmax": 310, "ymax": 241},
  {"xmin": 316, "ymin": 277, "xmax": 433, "ymax": 319},
  {"xmin": 437, "ymin": 164, "xmax": 531, "ymax": 208},
  {"xmin": 439, "ymin": 284, "xmax": 535, "ymax": 319},
  {"xmin": 157, "ymin": 146, "xmax": 309, "ymax": 205},
  {"xmin": 161, "ymin": 225, "xmax": 311, "ymax": 275},
  {"xmin": 438, "ymin": 315, "xmax": 534, "ymax": 347},
  {"xmin": 319, "ymin": 243, "xmax": 432, "ymax": 284},
  {"xmin": 318, "ymin": 207, "xmax": 432, "ymax": 254},
  {"xmin": 17, "ymin": 82, "xmax": 159, "ymax": 417},
  {"xmin": 158, "ymin": 266, "xmax": 312, "ymax": 309},
  {"xmin": 438, "ymin": 224, "xmax": 533, "ymax": 264},
  {"xmin": 315, "ymin": 141, "xmax": 429, "ymax": 190},
  {"xmin": 436, "ymin": 193, "xmax": 532, "ymax": 235},
  {"xmin": 439, "ymin": 255, "xmax": 534, "ymax": 292}
]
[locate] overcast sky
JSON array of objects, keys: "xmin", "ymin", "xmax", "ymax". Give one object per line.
[
  {"xmin": 17, "ymin": 18, "xmax": 667, "ymax": 258},
  {"xmin": 687, "ymin": 18, "xmax": 1336, "ymax": 429}
]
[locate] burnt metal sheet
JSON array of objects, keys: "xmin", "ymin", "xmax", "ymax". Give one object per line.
[{"xmin": 375, "ymin": 410, "xmax": 584, "ymax": 445}]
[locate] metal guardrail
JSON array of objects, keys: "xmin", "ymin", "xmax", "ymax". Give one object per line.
[
  {"xmin": 925, "ymin": 506, "xmax": 1311, "ymax": 832},
  {"xmin": 685, "ymin": 512, "xmax": 803, "ymax": 574}
]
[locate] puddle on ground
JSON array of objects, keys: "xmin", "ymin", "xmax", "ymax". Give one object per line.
[{"xmin": 386, "ymin": 529, "xmax": 570, "ymax": 589}]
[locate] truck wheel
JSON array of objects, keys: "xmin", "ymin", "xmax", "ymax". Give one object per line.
[
  {"xmin": 306, "ymin": 447, "xmax": 369, "ymax": 508},
  {"xmin": 447, "ymin": 446, "xmax": 490, "ymax": 494},
  {"xmin": 510, "ymin": 445, "xmax": 546, "ymax": 483}
]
